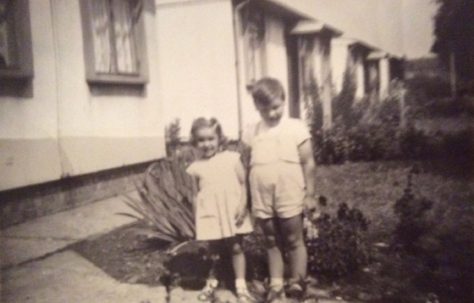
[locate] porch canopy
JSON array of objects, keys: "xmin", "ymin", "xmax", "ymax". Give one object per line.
[
  {"xmin": 256, "ymin": 0, "xmax": 313, "ymax": 21},
  {"xmin": 348, "ymin": 39, "xmax": 378, "ymax": 54},
  {"xmin": 290, "ymin": 20, "xmax": 342, "ymax": 37}
]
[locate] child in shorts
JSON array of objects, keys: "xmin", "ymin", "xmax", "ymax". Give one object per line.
[{"xmin": 242, "ymin": 77, "xmax": 317, "ymax": 302}]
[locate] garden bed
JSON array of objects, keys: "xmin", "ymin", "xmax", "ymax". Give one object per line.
[
  {"xmin": 72, "ymin": 159, "xmax": 473, "ymax": 302},
  {"xmin": 72, "ymin": 222, "xmax": 169, "ymax": 286}
]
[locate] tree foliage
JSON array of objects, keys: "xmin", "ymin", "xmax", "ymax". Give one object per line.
[{"xmin": 432, "ymin": 0, "xmax": 474, "ymax": 81}]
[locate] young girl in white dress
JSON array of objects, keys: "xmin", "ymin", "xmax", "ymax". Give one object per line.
[{"xmin": 186, "ymin": 117, "xmax": 255, "ymax": 302}]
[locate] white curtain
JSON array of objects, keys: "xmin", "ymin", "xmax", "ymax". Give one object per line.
[
  {"xmin": 242, "ymin": 7, "xmax": 265, "ymax": 85},
  {"xmin": 90, "ymin": 0, "xmax": 112, "ymax": 73},
  {"xmin": 111, "ymin": 0, "xmax": 138, "ymax": 74},
  {"xmin": 89, "ymin": 0, "xmax": 138, "ymax": 74}
]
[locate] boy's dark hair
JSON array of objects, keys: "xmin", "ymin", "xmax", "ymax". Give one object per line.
[
  {"xmin": 250, "ymin": 77, "xmax": 285, "ymax": 106},
  {"xmin": 190, "ymin": 117, "xmax": 227, "ymax": 148}
]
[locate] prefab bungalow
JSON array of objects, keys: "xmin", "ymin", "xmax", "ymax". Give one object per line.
[{"xmin": 0, "ymin": 0, "xmax": 404, "ymax": 227}]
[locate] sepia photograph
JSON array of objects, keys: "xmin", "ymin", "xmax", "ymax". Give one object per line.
[{"xmin": 1, "ymin": 0, "xmax": 472, "ymax": 302}]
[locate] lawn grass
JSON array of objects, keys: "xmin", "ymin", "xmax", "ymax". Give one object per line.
[{"xmin": 315, "ymin": 160, "xmax": 472, "ymax": 241}]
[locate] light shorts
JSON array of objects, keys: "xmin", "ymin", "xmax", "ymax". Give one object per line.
[{"xmin": 250, "ymin": 161, "xmax": 305, "ymax": 219}]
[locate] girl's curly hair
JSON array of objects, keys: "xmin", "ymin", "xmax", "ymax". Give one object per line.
[{"xmin": 190, "ymin": 117, "xmax": 228, "ymax": 150}]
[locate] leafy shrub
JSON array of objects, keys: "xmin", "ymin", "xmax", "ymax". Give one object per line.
[
  {"xmin": 312, "ymin": 81, "xmax": 406, "ymax": 164},
  {"xmin": 393, "ymin": 168, "xmax": 434, "ymax": 254},
  {"xmin": 405, "ymin": 74, "xmax": 452, "ymax": 99},
  {"xmin": 306, "ymin": 199, "xmax": 371, "ymax": 281},
  {"xmin": 313, "ymin": 118, "xmax": 400, "ymax": 164},
  {"xmin": 398, "ymin": 128, "xmax": 472, "ymax": 163},
  {"xmin": 313, "ymin": 103, "xmax": 472, "ymax": 164},
  {"xmin": 333, "ymin": 70, "xmax": 357, "ymax": 125}
]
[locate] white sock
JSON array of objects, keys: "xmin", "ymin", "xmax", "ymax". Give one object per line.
[
  {"xmin": 269, "ymin": 278, "xmax": 284, "ymax": 290},
  {"xmin": 235, "ymin": 278, "xmax": 247, "ymax": 289}
]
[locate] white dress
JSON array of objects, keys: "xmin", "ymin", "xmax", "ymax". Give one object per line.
[{"xmin": 186, "ymin": 151, "xmax": 253, "ymax": 241}]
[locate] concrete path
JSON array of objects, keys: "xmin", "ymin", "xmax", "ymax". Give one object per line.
[
  {"xmin": 0, "ymin": 191, "xmax": 170, "ymax": 303},
  {"xmin": 1, "ymin": 192, "xmax": 138, "ymax": 268},
  {"xmin": 2, "ymin": 250, "xmax": 167, "ymax": 303}
]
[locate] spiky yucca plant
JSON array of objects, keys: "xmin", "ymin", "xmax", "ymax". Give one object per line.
[{"xmin": 121, "ymin": 157, "xmax": 197, "ymax": 246}]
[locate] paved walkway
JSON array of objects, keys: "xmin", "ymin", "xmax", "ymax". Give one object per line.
[
  {"xmin": 1, "ymin": 192, "xmax": 348, "ymax": 303},
  {"xmin": 1, "ymin": 192, "xmax": 139, "ymax": 268},
  {"xmin": 1, "ymin": 192, "xmax": 170, "ymax": 303}
]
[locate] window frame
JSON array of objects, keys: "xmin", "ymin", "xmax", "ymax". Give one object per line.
[
  {"xmin": 79, "ymin": 0, "xmax": 148, "ymax": 85},
  {"xmin": 0, "ymin": 0, "xmax": 34, "ymax": 80}
]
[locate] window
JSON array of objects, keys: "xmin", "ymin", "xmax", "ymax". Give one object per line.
[
  {"xmin": 238, "ymin": 3, "xmax": 266, "ymax": 88},
  {"xmin": 0, "ymin": 0, "xmax": 33, "ymax": 80},
  {"xmin": 80, "ymin": 0, "xmax": 148, "ymax": 85}
]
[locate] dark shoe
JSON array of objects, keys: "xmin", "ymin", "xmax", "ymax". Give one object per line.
[{"xmin": 286, "ymin": 281, "xmax": 305, "ymax": 300}]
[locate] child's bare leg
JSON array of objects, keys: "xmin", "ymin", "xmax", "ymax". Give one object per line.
[
  {"xmin": 207, "ymin": 240, "xmax": 220, "ymax": 279},
  {"xmin": 280, "ymin": 214, "xmax": 307, "ymax": 281},
  {"xmin": 198, "ymin": 241, "xmax": 220, "ymax": 301},
  {"xmin": 225, "ymin": 236, "xmax": 256, "ymax": 301},
  {"xmin": 257, "ymin": 218, "xmax": 285, "ymax": 288},
  {"xmin": 226, "ymin": 236, "xmax": 246, "ymax": 280}
]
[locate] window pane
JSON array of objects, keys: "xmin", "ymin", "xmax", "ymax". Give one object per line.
[
  {"xmin": 240, "ymin": 6, "xmax": 265, "ymax": 84},
  {"xmin": 0, "ymin": 0, "xmax": 17, "ymax": 69},
  {"xmin": 112, "ymin": 0, "xmax": 138, "ymax": 74},
  {"xmin": 89, "ymin": 0, "xmax": 113, "ymax": 73},
  {"xmin": 81, "ymin": 0, "xmax": 147, "ymax": 83}
]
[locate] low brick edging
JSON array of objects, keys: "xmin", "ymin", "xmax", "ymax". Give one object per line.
[{"xmin": 0, "ymin": 160, "xmax": 155, "ymax": 229}]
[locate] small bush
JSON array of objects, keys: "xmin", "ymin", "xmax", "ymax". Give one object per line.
[
  {"xmin": 306, "ymin": 200, "xmax": 371, "ymax": 281},
  {"xmin": 393, "ymin": 168, "xmax": 434, "ymax": 254}
]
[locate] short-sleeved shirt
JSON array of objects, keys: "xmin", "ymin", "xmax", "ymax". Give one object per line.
[{"xmin": 242, "ymin": 117, "xmax": 311, "ymax": 165}]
